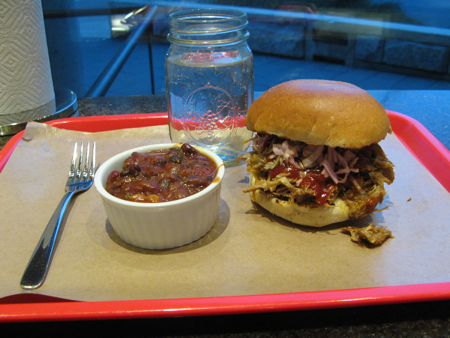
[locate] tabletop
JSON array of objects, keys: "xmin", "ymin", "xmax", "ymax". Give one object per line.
[{"xmin": 1, "ymin": 92, "xmax": 450, "ymax": 337}]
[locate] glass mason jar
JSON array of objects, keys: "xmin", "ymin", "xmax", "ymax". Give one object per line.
[{"xmin": 165, "ymin": 8, "xmax": 254, "ymax": 165}]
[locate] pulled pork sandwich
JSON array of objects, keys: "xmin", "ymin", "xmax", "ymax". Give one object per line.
[{"xmin": 241, "ymin": 79, "xmax": 395, "ymax": 227}]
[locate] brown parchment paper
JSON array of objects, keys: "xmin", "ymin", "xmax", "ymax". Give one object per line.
[{"xmin": 1, "ymin": 121, "xmax": 449, "ymax": 302}]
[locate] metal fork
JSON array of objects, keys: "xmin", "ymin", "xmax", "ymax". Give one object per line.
[{"xmin": 20, "ymin": 141, "xmax": 96, "ymax": 290}]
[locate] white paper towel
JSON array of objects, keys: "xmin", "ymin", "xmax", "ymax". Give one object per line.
[{"xmin": 0, "ymin": 0, "xmax": 55, "ymax": 125}]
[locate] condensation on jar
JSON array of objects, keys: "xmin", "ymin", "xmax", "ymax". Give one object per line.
[{"xmin": 165, "ymin": 8, "xmax": 254, "ymax": 165}]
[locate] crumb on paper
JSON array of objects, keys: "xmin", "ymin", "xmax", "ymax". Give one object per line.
[
  {"xmin": 374, "ymin": 206, "xmax": 389, "ymax": 213},
  {"xmin": 341, "ymin": 224, "xmax": 393, "ymax": 248},
  {"xmin": 407, "ymin": 198, "xmax": 412, "ymax": 202}
]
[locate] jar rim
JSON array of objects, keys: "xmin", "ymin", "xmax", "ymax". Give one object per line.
[
  {"xmin": 168, "ymin": 8, "xmax": 248, "ymax": 34},
  {"xmin": 167, "ymin": 8, "xmax": 249, "ymax": 45},
  {"xmin": 169, "ymin": 8, "xmax": 248, "ymax": 24}
]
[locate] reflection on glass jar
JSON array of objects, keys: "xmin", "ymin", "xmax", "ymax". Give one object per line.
[{"xmin": 165, "ymin": 8, "xmax": 254, "ymax": 165}]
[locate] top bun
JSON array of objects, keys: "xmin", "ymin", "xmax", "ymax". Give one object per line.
[{"xmin": 246, "ymin": 80, "xmax": 392, "ymax": 148}]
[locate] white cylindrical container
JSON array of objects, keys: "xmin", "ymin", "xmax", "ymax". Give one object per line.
[{"xmin": 0, "ymin": 0, "xmax": 55, "ymax": 126}]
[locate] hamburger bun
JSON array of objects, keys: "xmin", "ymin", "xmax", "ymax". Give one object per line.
[
  {"xmin": 243, "ymin": 80, "xmax": 394, "ymax": 227},
  {"xmin": 249, "ymin": 174, "xmax": 350, "ymax": 227},
  {"xmin": 246, "ymin": 79, "xmax": 392, "ymax": 149}
]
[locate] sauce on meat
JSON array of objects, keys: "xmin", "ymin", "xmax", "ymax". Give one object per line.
[
  {"xmin": 269, "ymin": 164, "xmax": 301, "ymax": 180},
  {"xmin": 105, "ymin": 143, "xmax": 219, "ymax": 203},
  {"xmin": 298, "ymin": 172, "xmax": 335, "ymax": 205},
  {"xmin": 268, "ymin": 164, "xmax": 336, "ymax": 205}
]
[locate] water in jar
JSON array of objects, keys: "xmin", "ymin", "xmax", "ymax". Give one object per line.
[{"xmin": 166, "ymin": 50, "xmax": 254, "ymax": 164}]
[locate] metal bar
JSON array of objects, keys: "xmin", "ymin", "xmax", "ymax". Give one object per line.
[
  {"xmin": 43, "ymin": 7, "xmax": 139, "ymax": 19},
  {"xmin": 85, "ymin": 6, "xmax": 158, "ymax": 98},
  {"xmin": 147, "ymin": 34, "xmax": 155, "ymax": 95}
]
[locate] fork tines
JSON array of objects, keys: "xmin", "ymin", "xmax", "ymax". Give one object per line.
[{"xmin": 70, "ymin": 141, "xmax": 96, "ymax": 183}]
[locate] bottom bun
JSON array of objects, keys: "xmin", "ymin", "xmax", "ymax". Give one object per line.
[
  {"xmin": 251, "ymin": 189, "xmax": 350, "ymax": 227},
  {"xmin": 248, "ymin": 173, "xmax": 351, "ymax": 227}
]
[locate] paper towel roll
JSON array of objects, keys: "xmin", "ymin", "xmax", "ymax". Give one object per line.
[{"xmin": 0, "ymin": 0, "xmax": 55, "ymax": 125}]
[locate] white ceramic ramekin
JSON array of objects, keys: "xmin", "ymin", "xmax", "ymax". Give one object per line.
[{"xmin": 94, "ymin": 143, "xmax": 224, "ymax": 249}]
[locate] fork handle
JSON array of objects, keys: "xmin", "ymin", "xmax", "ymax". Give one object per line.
[{"xmin": 20, "ymin": 191, "xmax": 75, "ymax": 290}]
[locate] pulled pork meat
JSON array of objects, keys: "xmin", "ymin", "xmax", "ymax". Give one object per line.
[
  {"xmin": 341, "ymin": 224, "xmax": 393, "ymax": 248},
  {"xmin": 240, "ymin": 133, "xmax": 395, "ymax": 220}
]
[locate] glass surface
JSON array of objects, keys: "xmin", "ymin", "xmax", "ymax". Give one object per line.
[
  {"xmin": 41, "ymin": 0, "xmax": 450, "ymax": 98},
  {"xmin": 165, "ymin": 8, "xmax": 254, "ymax": 164}
]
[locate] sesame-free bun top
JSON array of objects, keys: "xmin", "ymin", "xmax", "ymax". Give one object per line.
[{"xmin": 246, "ymin": 80, "xmax": 392, "ymax": 148}]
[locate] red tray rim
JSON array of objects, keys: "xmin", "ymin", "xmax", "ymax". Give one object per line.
[{"xmin": 1, "ymin": 111, "xmax": 449, "ymax": 322}]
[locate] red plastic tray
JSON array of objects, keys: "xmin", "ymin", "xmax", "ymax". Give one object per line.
[{"xmin": 1, "ymin": 111, "xmax": 449, "ymax": 323}]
